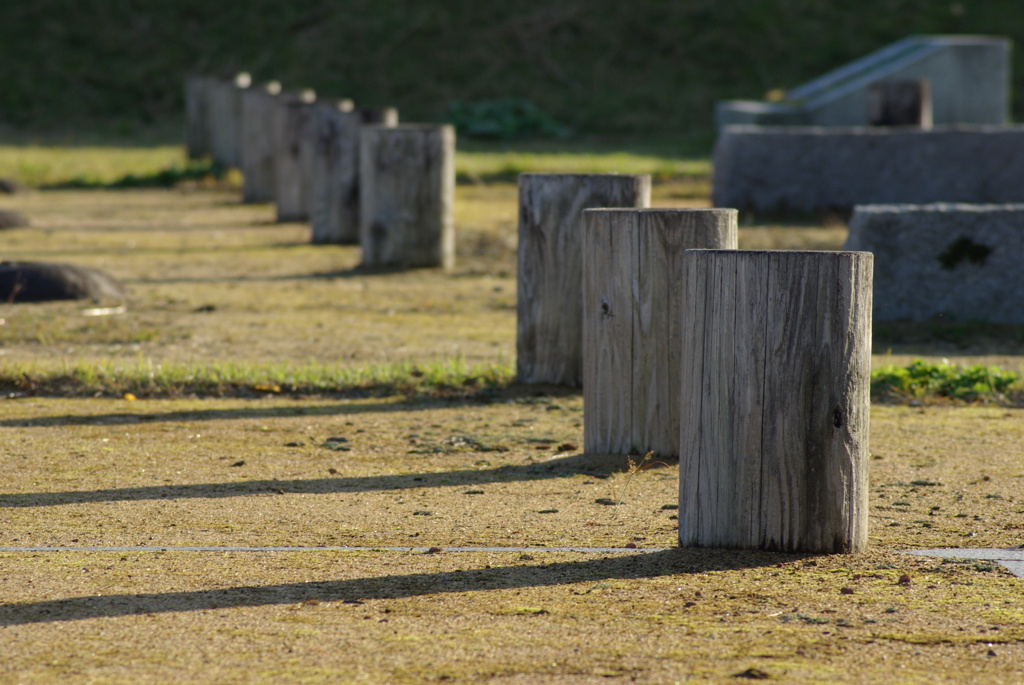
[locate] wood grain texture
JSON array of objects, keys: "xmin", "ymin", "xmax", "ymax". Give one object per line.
[
  {"xmin": 310, "ymin": 106, "xmax": 397, "ymax": 245},
  {"xmin": 206, "ymin": 77, "xmax": 232, "ymax": 167},
  {"xmin": 582, "ymin": 209, "xmax": 634, "ymax": 455},
  {"xmin": 310, "ymin": 100, "xmax": 356, "ymax": 244},
  {"xmin": 516, "ymin": 174, "xmax": 651, "ymax": 386},
  {"xmin": 208, "ymin": 74, "xmax": 248, "ymax": 169},
  {"xmin": 273, "ymin": 91, "xmax": 317, "ymax": 222},
  {"xmin": 583, "ymin": 209, "xmax": 737, "ymax": 457},
  {"xmin": 678, "ymin": 250, "xmax": 872, "ymax": 553},
  {"xmin": 634, "ymin": 210, "xmax": 738, "ymax": 457},
  {"xmin": 359, "ymin": 125, "xmax": 455, "ymax": 268},
  {"xmin": 240, "ymin": 81, "xmax": 281, "ymax": 204},
  {"xmin": 679, "ymin": 251, "xmax": 770, "ymax": 548}
]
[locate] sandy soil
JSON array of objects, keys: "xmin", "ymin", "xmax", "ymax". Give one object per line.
[{"xmin": 1, "ymin": 186, "xmax": 1023, "ymax": 683}]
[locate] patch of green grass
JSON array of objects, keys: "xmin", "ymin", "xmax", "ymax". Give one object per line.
[
  {"xmin": 0, "ymin": 140, "xmax": 708, "ymax": 188},
  {"xmin": 0, "ymin": 145, "xmax": 186, "ymax": 187},
  {"xmin": 871, "ymin": 359, "xmax": 1022, "ymax": 403},
  {"xmin": 46, "ymin": 159, "xmax": 226, "ymax": 189},
  {"xmin": 8, "ymin": 355, "xmax": 1021, "ymax": 406},
  {"xmin": 0, "ymin": 356, "xmax": 514, "ymax": 399}
]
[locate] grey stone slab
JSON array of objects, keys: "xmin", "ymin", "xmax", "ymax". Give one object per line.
[
  {"xmin": 1001, "ymin": 561, "xmax": 1024, "ymax": 578},
  {"xmin": 908, "ymin": 548, "xmax": 1024, "ymax": 561},
  {"xmin": 844, "ymin": 203, "xmax": 1024, "ymax": 323},
  {"xmin": 906, "ymin": 548, "xmax": 1024, "ymax": 578},
  {"xmin": 712, "ymin": 126, "xmax": 1024, "ymax": 213}
]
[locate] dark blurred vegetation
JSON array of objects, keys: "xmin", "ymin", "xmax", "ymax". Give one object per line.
[{"xmin": 0, "ymin": 0, "xmax": 1019, "ymax": 146}]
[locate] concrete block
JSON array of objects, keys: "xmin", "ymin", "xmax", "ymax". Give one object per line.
[
  {"xmin": 844, "ymin": 203, "xmax": 1024, "ymax": 323},
  {"xmin": 712, "ymin": 125, "xmax": 1024, "ymax": 213},
  {"xmin": 717, "ymin": 35, "xmax": 1010, "ymax": 128}
]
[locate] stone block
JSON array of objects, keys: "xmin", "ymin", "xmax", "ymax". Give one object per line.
[
  {"xmin": 712, "ymin": 125, "xmax": 1024, "ymax": 213},
  {"xmin": 717, "ymin": 35, "xmax": 1010, "ymax": 128},
  {"xmin": 844, "ymin": 203, "xmax": 1024, "ymax": 323}
]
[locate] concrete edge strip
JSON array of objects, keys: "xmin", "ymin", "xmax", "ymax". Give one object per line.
[
  {"xmin": 904, "ymin": 548, "xmax": 1024, "ymax": 579},
  {"xmin": 0, "ymin": 545, "xmax": 664, "ymax": 554}
]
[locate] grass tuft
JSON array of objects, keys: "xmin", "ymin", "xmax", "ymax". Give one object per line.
[
  {"xmin": 45, "ymin": 159, "xmax": 227, "ymax": 189},
  {"xmin": 871, "ymin": 359, "xmax": 1021, "ymax": 404},
  {"xmin": 0, "ymin": 145, "xmax": 187, "ymax": 187},
  {"xmin": 0, "ymin": 357, "xmax": 514, "ymax": 400}
]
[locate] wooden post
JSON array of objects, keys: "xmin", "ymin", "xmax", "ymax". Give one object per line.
[
  {"xmin": 516, "ymin": 174, "xmax": 651, "ymax": 387},
  {"xmin": 359, "ymin": 124, "xmax": 455, "ymax": 268},
  {"xmin": 867, "ymin": 80, "xmax": 932, "ymax": 128},
  {"xmin": 273, "ymin": 89, "xmax": 317, "ymax": 222},
  {"xmin": 678, "ymin": 249, "xmax": 873, "ymax": 553},
  {"xmin": 208, "ymin": 72, "xmax": 250, "ymax": 168},
  {"xmin": 184, "ymin": 75, "xmax": 212, "ymax": 160},
  {"xmin": 206, "ymin": 76, "xmax": 229, "ymax": 165},
  {"xmin": 310, "ymin": 105, "xmax": 398, "ymax": 245},
  {"xmin": 583, "ymin": 209, "xmax": 738, "ymax": 458},
  {"xmin": 240, "ymin": 80, "xmax": 282, "ymax": 203}
]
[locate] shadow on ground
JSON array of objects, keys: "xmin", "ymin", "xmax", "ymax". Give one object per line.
[
  {"xmin": 0, "ymin": 450, "xmax": 665, "ymax": 508},
  {"xmin": 0, "ymin": 547, "xmax": 801, "ymax": 626},
  {"xmin": 0, "ymin": 385, "xmax": 578, "ymax": 427}
]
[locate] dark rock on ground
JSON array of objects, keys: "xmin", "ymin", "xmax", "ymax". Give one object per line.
[
  {"xmin": 0, "ymin": 178, "xmax": 26, "ymax": 194},
  {"xmin": 0, "ymin": 261, "xmax": 127, "ymax": 303},
  {"xmin": 0, "ymin": 210, "xmax": 29, "ymax": 229}
]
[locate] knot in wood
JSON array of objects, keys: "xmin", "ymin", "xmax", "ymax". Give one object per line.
[
  {"xmin": 600, "ymin": 297, "xmax": 613, "ymax": 318},
  {"xmin": 832, "ymin": 406, "xmax": 844, "ymax": 429}
]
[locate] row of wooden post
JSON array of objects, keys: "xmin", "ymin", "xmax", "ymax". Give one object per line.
[
  {"xmin": 514, "ymin": 174, "xmax": 872, "ymax": 554},
  {"xmin": 187, "ymin": 75, "xmax": 873, "ymax": 554},
  {"xmin": 185, "ymin": 74, "xmax": 454, "ymax": 269}
]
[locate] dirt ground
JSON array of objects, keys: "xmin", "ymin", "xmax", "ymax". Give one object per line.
[{"xmin": 1, "ymin": 186, "xmax": 1024, "ymax": 683}]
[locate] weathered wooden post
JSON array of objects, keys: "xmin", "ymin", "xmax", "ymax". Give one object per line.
[
  {"xmin": 184, "ymin": 75, "xmax": 213, "ymax": 160},
  {"xmin": 240, "ymin": 80, "xmax": 282, "ymax": 203},
  {"xmin": 583, "ymin": 209, "xmax": 738, "ymax": 458},
  {"xmin": 273, "ymin": 89, "xmax": 317, "ymax": 222},
  {"xmin": 678, "ymin": 249, "xmax": 873, "ymax": 553},
  {"xmin": 359, "ymin": 124, "xmax": 455, "ymax": 268},
  {"xmin": 206, "ymin": 76, "xmax": 230, "ymax": 165},
  {"xmin": 311, "ymin": 105, "xmax": 398, "ymax": 244},
  {"xmin": 517, "ymin": 174, "xmax": 651, "ymax": 387},
  {"xmin": 208, "ymin": 72, "xmax": 250, "ymax": 168}
]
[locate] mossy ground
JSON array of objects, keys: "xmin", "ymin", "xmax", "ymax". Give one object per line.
[
  {"xmin": 2, "ymin": 398, "xmax": 1024, "ymax": 683},
  {"xmin": 1, "ymin": 183, "xmax": 1024, "ymax": 682}
]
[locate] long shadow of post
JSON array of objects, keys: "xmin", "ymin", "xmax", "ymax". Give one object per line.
[
  {"xmin": 0, "ymin": 451, "xmax": 654, "ymax": 508},
  {"xmin": 0, "ymin": 402, "xmax": 445, "ymax": 427},
  {"xmin": 0, "ymin": 388, "xmax": 578, "ymax": 429},
  {"xmin": 0, "ymin": 547, "xmax": 804, "ymax": 626}
]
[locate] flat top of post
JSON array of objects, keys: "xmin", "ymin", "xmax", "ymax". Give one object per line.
[
  {"xmin": 581, "ymin": 207, "xmax": 735, "ymax": 215},
  {"xmin": 518, "ymin": 172, "xmax": 650, "ymax": 179},
  {"xmin": 684, "ymin": 248, "xmax": 874, "ymax": 259}
]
